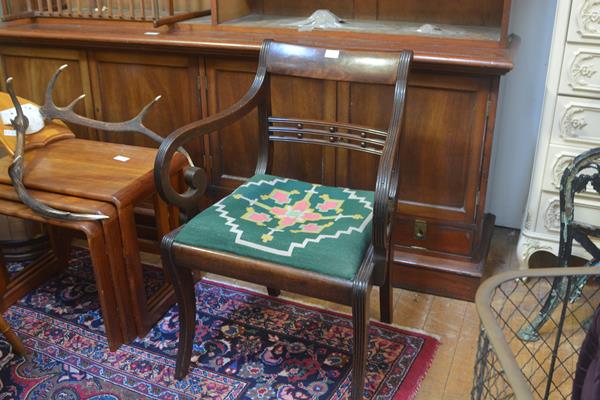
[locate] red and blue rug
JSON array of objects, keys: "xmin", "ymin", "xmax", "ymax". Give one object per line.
[{"xmin": 0, "ymin": 249, "xmax": 439, "ymax": 399}]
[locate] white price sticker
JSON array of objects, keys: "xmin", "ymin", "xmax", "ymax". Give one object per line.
[
  {"xmin": 3, "ymin": 129, "xmax": 16, "ymax": 136},
  {"xmin": 113, "ymin": 155, "xmax": 130, "ymax": 162},
  {"xmin": 324, "ymin": 49, "xmax": 340, "ymax": 59}
]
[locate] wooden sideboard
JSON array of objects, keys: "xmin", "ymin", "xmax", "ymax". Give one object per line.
[{"xmin": 0, "ymin": 1, "xmax": 514, "ymax": 300}]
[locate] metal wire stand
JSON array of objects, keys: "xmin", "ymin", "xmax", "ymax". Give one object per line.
[{"xmin": 472, "ymin": 267, "xmax": 600, "ymax": 400}]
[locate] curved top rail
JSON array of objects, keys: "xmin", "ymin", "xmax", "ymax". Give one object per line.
[{"xmin": 266, "ymin": 41, "xmax": 403, "ymax": 85}]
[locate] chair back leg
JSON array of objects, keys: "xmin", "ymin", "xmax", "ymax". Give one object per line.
[{"xmin": 379, "ymin": 274, "xmax": 393, "ymax": 323}]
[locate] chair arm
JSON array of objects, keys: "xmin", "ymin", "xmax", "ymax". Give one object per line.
[
  {"xmin": 154, "ymin": 67, "xmax": 268, "ymax": 213},
  {"xmin": 372, "ymin": 51, "xmax": 412, "ymax": 259}
]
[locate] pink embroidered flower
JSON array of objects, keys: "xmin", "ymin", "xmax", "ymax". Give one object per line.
[
  {"xmin": 292, "ymin": 200, "xmax": 309, "ymax": 212},
  {"xmin": 302, "ymin": 212, "xmax": 320, "ymax": 220},
  {"xmin": 317, "ymin": 200, "xmax": 340, "ymax": 212},
  {"xmin": 271, "ymin": 207, "xmax": 286, "ymax": 216},
  {"xmin": 271, "ymin": 190, "xmax": 290, "ymax": 204},
  {"xmin": 301, "ymin": 224, "xmax": 321, "ymax": 233},
  {"xmin": 280, "ymin": 217, "xmax": 297, "ymax": 227},
  {"xmin": 249, "ymin": 213, "xmax": 270, "ymax": 223}
]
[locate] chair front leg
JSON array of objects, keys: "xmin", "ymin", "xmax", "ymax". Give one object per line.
[
  {"xmin": 161, "ymin": 233, "xmax": 196, "ymax": 380},
  {"xmin": 352, "ymin": 283, "xmax": 370, "ymax": 400}
]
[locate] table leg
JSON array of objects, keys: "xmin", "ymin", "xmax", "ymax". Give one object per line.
[
  {"xmin": 118, "ymin": 204, "xmax": 150, "ymax": 336},
  {"xmin": 47, "ymin": 226, "xmax": 72, "ymax": 269},
  {"xmin": 153, "ymin": 194, "xmax": 172, "ymax": 241},
  {"xmin": 168, "ymin": 173, "xmax": 182, "ymax": 228},
  {"xmin": 0, "ymin": 251, "xmax": 9, "ymax": 296},
  {"xmin": 85, "ymin": 223, "xmax": 123, "ymax": 351},
  {"xmin": 0, "ymin": 314, "xmax": 26, "ymax": 356},
  {"xmin": 101, "ymin": 215, "xmax": 137, "ymax": 343},
  {"xmin": 153, "ymin": 194, "xmax": 174, "ymax": 283}
]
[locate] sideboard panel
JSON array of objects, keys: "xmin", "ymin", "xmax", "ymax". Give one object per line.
[
  {"xmin": 88, "ymin": 51, "xmax": 202, "ymax": 155},
  {"xmin": 205, "ymin": 57, "xmax": 338, "ymax": 193},
  {"xmin": 269, "ymin": 75, "xmax": 336, "ymax": 184},
  {"xmin": 0, "ymin": 47, "xmax": 95, "ymax": 140},
  {"xmin": 341, "ymin": 72, "xmax": 491, "ymax": 226},
  {"xmin": 206, "ymin": 57, "xmax": 259, "ymax": 193},
  {"xmin": 398, "ymin": 73, "xmax": 490, "ymax": 225},
  {"xmin": 338, "ymin": 82, "xmax": 392, "ymax": 191}
]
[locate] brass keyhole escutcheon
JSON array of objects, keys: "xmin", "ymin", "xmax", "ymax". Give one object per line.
[{"xmin": 414, "ymin": 220, "xmax": 427, "ymax": 240}]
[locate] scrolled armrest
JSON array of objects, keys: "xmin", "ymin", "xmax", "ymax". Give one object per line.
[
  {"xmin": 154, "ymin": 67, "xmax": 268, "ymax": 212},
  {"xmin": 372, "ymin": 51, "xmax": 411, "ymax": 256}
]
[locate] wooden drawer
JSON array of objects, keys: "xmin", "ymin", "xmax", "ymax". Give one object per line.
[
  {"xmin": 568, "ymin": 0, "xmax": 600, "ymax": 45},
  {"xmin": 552, "ymin": 95, "xmax": 600, "ymax": 146},
  {"xmin": 559, "ymin": 43, "xmax": 600, "ymax": 98},
  {"xmin": 392, "ymin": 217, "xmax": 474, "ymax": 256}
]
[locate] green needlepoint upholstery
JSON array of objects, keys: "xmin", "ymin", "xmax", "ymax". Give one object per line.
[{"xmin": 175, "ymin": 174, "xmax": 374, "ymax": 280}]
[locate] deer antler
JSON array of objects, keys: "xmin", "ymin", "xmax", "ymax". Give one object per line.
[
  {"xmin": 40, "ymin": 65, "xmax": 194, "ymax": 166},
  {"xmin": 4, "ymin": 77, "xmax": 109, "ymax": 221}
]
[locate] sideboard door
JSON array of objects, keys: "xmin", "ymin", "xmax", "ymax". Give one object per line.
[
  {"xmin": 204, "ymin": 56, "xmax": 337, "ymax": 197},
  {"xmin": 338, "ymin": 72, "xmax": 493, "ymax": 258},
  {"xmin": 0, "ymin": 46, "xmax": 95, "ymax": 140},
  {"xmin": 87, "ymin": 51, "xmax": 203, "ymax": 159}
]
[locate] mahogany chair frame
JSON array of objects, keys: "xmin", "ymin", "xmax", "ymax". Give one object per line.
[{"xmin": 155, "ymin": 40, "xmax": 412, "ymax": 399}]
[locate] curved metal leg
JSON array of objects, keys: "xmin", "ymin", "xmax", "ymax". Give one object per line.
[
  {"xmin": 518, "ymin": 277, "xmax": 565, "ymax": 341},
  {"xmin": 518, "ymin": 269, "xmax": 592, "ymax": 341},
  {"xmin": 161, "ymin": 232, "xmax": 196, "ymax": 380}
]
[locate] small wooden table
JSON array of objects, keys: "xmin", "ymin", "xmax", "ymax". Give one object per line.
[
  {"xmin": 0, "ymin": 138, "xmax": 186, "ymax": 341},
  {"xmin": 0, "ymin": 185, "xmax": 127, "ymax": 349}
]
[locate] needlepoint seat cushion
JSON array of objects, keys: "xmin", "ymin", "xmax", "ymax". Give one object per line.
[{"xmin": 174, "ymin": 174, "xmax": 374, "ymax": 280}]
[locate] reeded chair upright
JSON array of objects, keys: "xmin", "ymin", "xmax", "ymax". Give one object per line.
[{"xmin": 154, "ymin": 40, "xmax": 412, "ymax": 399}]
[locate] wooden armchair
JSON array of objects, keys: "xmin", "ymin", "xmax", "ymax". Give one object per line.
[{"xmin": 154, "ymin": 40, "xmax": 412, "ymax": 399}]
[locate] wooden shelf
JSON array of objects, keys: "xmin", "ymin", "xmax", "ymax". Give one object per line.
[
  {"xmin": 0, "ymin": 18, "xmax": 514, "ymax": 74},
  {"xmin": 211, "ymin": 0, "xmax": 511, "ymax": 45},
  {"xmin": 218, "ymin": 14, "xmax": 501, "ymax": 42}
]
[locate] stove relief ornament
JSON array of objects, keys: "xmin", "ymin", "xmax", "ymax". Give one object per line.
[
  {"xmin": 577, "ymin": 0, "xmax": 600, "ymax": 38},
  {"xmin": 544, "ymin": 199, "xmax": 561, "ymax": 232},
  {"xmin": 552, "ymin": 154, "xmax": 575, "ymax": 189},
  {"xmin": 569, "ymin": 52, "xmax": 600, "ymax": 92},
  {"xmin": 560, "ymin": 106, "xmax": 588, "ymax": 139}
]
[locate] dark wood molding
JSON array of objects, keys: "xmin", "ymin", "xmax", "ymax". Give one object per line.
[{"xmin": 0, "ymin": 18, "xmax": 514, "ymax": 74}]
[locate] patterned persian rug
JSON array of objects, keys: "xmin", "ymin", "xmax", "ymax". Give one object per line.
[{"xmin": 0, "ymin": 249, "xmax": 439, "ymax": 399}]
